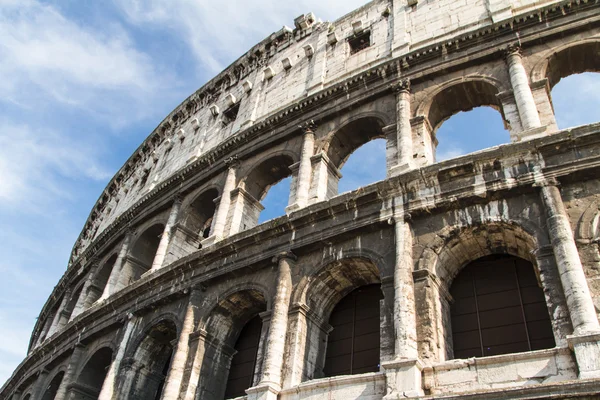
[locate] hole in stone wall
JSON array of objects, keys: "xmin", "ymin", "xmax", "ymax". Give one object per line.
[
  {"xmin": 551, "ymin": 72, "xmax": 600, "ymax": 129},
  {"xmin": 435, "ymin": 107, "xmax": 508, "ymax": 162},
  {"xmin": 349, "ymin": 30, "xmax": 371, "ymax": 55},
  {"xmin": 222, "ymin": 103, "xmax": 241, "ymax": 126},
  {"xmin": 338, "ymin": 138, "xmax": 386, "ymax": 194}
]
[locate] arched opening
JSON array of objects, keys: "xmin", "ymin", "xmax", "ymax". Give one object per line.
[
  {"xmin": 325, "ymin": 117, "xmax": 386, "ymax": 197},
  {"xmin": 41, "ymin": 371, "xmax": 64, "ymax": 400},
  {"xmin": 436, "ymin": 107, "xmax": 508, "ymax": 161},
  {"xmin": 198, "ymin": 289, "xmax": 267, "ymax": 400},
  {"xmin": 426, "ymin": 81, "xmax": 508, "ymax": 162},
  {"xmin": 72, "ymin": 347, "xmax": 113, "ymax": 399},
  {"xmin": 324, "ymin": 284, "xmax": 383, "ymax": 377},
  {"xmin": 184, "ymin": 188, "xmax": 219, "ymax": 239},
  {"xmin": 450, "ymin": 254, "xmax": 555, "ymax": 359},
  {"xmin": 224, "ymin": 315, "xmax": 263, "ymax": 399},
  {"xmin": 128, "ymin": 223, "xmax": 164, "ymax": 280},
  {"xmin": 87, "ymin": 254, "xmax": 118, "ymax": 305},
  {"xmin": 22, "ymin": 395, "xmax": 31, "ymax": 400},
  {"xmin": 338, "ymin": 139, "xmax": 386, "ymax": 194},
  {"xmin": 258, "ymin": 177, "xmax": 291, "ymax": 223},
  {"xmin": 127, "ymin": 320, "xmax": 177, "ymax": 400},
  {"xmin": 546, "ymin": 42, "xmax": 600, "ymax": 129},
  {"xmin": 238, "ymin": 155, "xmax": 294, "ymax": 230},
  {"xmin": 299, "ymin": 257, "xmax": 385, "ymax": 379}
]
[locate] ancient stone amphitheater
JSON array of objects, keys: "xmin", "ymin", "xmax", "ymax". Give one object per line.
[{"xmin": 4, "ymin": 0, "xmax": 600, "ymax": 399}]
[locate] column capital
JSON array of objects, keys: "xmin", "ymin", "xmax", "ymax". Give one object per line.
[
  {"xmin": 224, "ymin": 155, "xmax": 240, "ymax": 168},
  {"xmin": 504, "ymin": 43, "xmax": 522, "ymax": 59},
  {"xmin": 272, "ymin": 250, "xmax": 297, "ymax": 264},
  {"xmin": 299, "ymin": 119, "xmax": 317, "ymax": 135},
  {"xmin": 391, "ymin": 78, "xmax": 410, "ymax": 94},
  {"xmin": 533, "ymin": 176, "xmax": 560, "ymax": 188},
  {"xmin": 387, "ymin": 212, "xmax": 412, "ymax": 225},
  {"xmin": 172, "ymin": 192, "xmax": 184, "ymax": 205}
]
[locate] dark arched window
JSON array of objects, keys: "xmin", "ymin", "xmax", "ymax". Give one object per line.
[
  {"xmin": 224, "ymin": 315, "xmax": 263, "ymax": 399},
  {"xmin": 324, "ymin": 284, "xmax": 382, "ymax": 377},
  {"xmin": 450, "ymin": 255, "xmax": 555, "ymax": 359},
  {"xmin": 41, "ymin": 371, "xmax": 64, "ymax": 400}
]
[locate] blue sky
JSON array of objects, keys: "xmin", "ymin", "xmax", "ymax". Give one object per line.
[{"xmin": 0, "ymin": 0, "xmax": 598, "ymax": 386}]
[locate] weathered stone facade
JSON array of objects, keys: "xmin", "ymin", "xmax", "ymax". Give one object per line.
[{"xmin": 4, "ymin": 0, "xmax": 600, "ymax": 399}]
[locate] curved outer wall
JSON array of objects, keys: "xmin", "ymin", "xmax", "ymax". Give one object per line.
[{"xmin": 5, "ymin": 0, "xmax": 600, "ymax": 399}]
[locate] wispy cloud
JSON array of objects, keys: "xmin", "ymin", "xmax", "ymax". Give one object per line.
[
  {"xmin": 114, "ymin": 0, "xmax": 367, "ymax": 75},
  {"xmin": 0, "ymin": 0, "xmax": 172, "ymax": 122},
  {"xmin": 0, "ymin": 119, "xmax": 110, "ymax": 209}
]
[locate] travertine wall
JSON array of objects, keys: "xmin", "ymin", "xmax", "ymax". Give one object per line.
[{"xmin": 5, "ymin": 0, "xmax": 600, "ymax": 399}]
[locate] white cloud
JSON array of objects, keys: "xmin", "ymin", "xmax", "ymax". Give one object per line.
[
  {"xmin": 0, "ymin": 119, "xmax": 110, "ymax": 208},
  {"xmin": 114, "ymin": 0, "xmax": 367, "ymax": 75},
  {"xmin": 0, "ymin": 0, "xmax": 170, "ymax": 120},
  {"xmin": 436, "ymin": 147, "xmax": 466, "ymax": 162}
]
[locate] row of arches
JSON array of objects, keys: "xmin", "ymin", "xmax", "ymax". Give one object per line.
[
  {"xmin": 34, "ymin": 40, "xmax": 599, "ymax": 354},
  {"xmin": 27, "ymin": 247, "xmax": 557, "ymax": 400}
]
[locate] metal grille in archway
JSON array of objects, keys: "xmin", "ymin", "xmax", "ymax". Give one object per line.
[
  {"xmin": 450, "ymin": 255, "xmax": 555, "ymax": 359},
  {"xmin": 224, "ymin": 315, "xmax": 262, "ymax": 399},
  {"xmin": 324, "ymin": 284, "xmax": 383, "ymax": 377}
]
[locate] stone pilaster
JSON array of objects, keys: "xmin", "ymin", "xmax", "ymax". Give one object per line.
[
  {"xmin": 47, "ymin": 289, "xmax": 72, "ymax": 337},
  {"xmin": 390, "ymin": 79, "xmax": 414, "ymax": 176},
  {"xmin": 98, "ymin": 315, "xmax": 138, "ymax": 400},
  {"xmin": 181, "ymin": 329, "xmax": 208, "ymax": 400},
  {"xmin": 29, "ymin": 368, "xmax": 50, "ymax": 400},
  {"xmin": 160, "ymin": 289, "xmax": 203, "ymax": 400},
  {"xmin": 286, "ymin": 121, "xmax": 316, "ymax": 213},
  {"xmin": 54, "ymin": 343, "xmax": 86, "ymax": 400},
  {"xmin": 69, "ymin": 260, "xmax": 99, "ymax": 320},
  {"xmin": 535, "ymin": 171, "xmax": 600, "ymax": 378},
  {"xmin": 382, "ymin": 211, "xmax": 423, "ymax": 399},
  {"xmin": 506, "ymin": 45, "xmax": 542, "ymax": 132},
  {"xmin": 203, "ymin": 156, "xmax": 239, "ymax": 246},
  {"xmin": 307, "ymin": 152, "xmax": 342, "ymax": 204},
  {"xmin": 248, "ymin": 252, "xmax": 295, "ymax": 400},
  {"xmin": 150, "ymin": 195, "xmax": 183, "ymax": 273},
  {"xmin": 100, "ymin": 230, "xmax": 133, "ymax": 300}
]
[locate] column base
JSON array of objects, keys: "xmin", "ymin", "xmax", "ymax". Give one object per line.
[
  {"xmin": 568, "ymin": 332, "xmax": 600, "ymax": 379},
  {"xmin": 381, "ymin": 358, "xmax": 424, "ymax": 399},
  {"xmin": 200, "ymin": 235, "xmax": 222, "ymax": 249},
  {"xmin": 517, "ymin": 125, "xmax": 547, "ymax": 141},
  {"xmin": 389, "ymin": 163, "xmax": 414, "ymax": 178},
  {"xmin": 246, "ymin": 382, "xmax": 280, "ymax": 400}
]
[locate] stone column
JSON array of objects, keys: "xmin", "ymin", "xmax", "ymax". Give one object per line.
[
  {"xmin": 506, "ymin": 45, "xmax": 541, "ymax": 131},
  {"xmin": 98, "ymin": 316, "xmax": 138, "ymax": 400},
  {"xmin": 390, "ymin": 79, "xmax": 414, "ymax": 176},
  {"xmin": 535, "ymin": 173, "xmax": 600, "ymax": 377},
  {"xmin": 35, "ymin": 311, "xmax": 56, "ymax": 347},
  {"xmin": 204, "ymin": 156, "xmax": 239, "ymax": 245},
  {"xmin": 10, "ymin": 390, "xmax": 21, "ymax": 400},
  {"xmin": 248, "ymin": 252, "xmax": 294, "ymax": 400},
  {"xmin": 150, "ymin": 196, "xmax": 183, "ymax": 273},
  {"xmin": 181, "ymin": 329, "xmax": 208, "ymax": 400},
  {"xmin": 160, "ymin": 289, "xmax": 203, "ymax": 400},
  {"xmin": 100, "ymin": 230, "xmax": 133, "ymax": 300},
  {"xmin": 54, "ymin": 343, "xmax": 86, "ymax": 400},
  {"xmin": 381, "ymin": 208, "xmax": 422, "ymax": 399},
  {"xmin": 70, "ymin": 261, "xmax": 99, "ymax": 320},
  {"xmin": 535, "ymin": 176, "xmax": 599, "ymax": 334},
  {"xmin": 47, "ymin": 289, "xmax": 72, "ymax": 337},
  {"xmin": 286, "ymin": 121, "xmax": 316, "ymax": 213},
  {"xmin": 392, "ymin": 216, "xmax": 418, "ymax": 358},
  {"xmin": 30, "ymin": 368, "xmax": 49, "ymax": 400}
]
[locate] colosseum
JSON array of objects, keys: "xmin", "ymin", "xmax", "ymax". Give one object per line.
[{"xmin": 3, "ymin": 0, "xmax": 600, "ymax": 399}]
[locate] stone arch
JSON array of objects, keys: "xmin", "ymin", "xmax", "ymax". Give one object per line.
[
  {"xmin": 71, "ymin": 347, "xmax": 114, "ymax": 399},
  {"xmin": 121, "ymin": 318, "xmax": 178, "ymax": 400},
  {"xmin": 322, "ymin": 115, "xmax": 387, "ymax": 170},
  {"xmin": 125, "ymin": 222, "xmax": 165, "ymax": 282},
  {"xmin": 40, "ymin": 369, "xmax": 65, "ymax": 400},
  {"xmin": 417, "ymin": 76, "xmax": 507, "ymax": 136},
  {"xmin": 532, "ymin": 39, "xmax": 600, "ymax": 90},
  {"xmin": 240, "ymin": 151, "xmax": 297, "ymax": 202},
  {"xmin": 576, "ymin": 199, "xmax": 600, "ymax": 241},
  {"xmin": 414, "ymin": 220, "xmax": 563, "ymax": 362},
  {"xmin": 292, "ymin": 255, "xmax": 386, "ymax": 381},
  {"xmin": 181, "ymin": 187, "xmax": 220, "ymax": 239},
  {"xmin": 196, "ymin": 287, "xmax": 268, "ymax": 400},
  {"xmin": 87, "ymin": 253, "xmax": 119, "ymax": 306}
]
